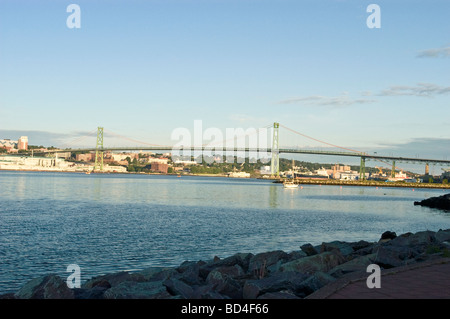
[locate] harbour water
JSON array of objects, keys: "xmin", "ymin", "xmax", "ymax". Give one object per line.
[{"xmin": 1, "ymin": 171, "xmax": 450, "ymax": 294}]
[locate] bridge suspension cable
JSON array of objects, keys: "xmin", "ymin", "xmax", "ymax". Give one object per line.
[
  {"xmin": 102, "ymin": 128, "xmax": 168, "ymax": 148},
  {"xmin": 58, "ymin": 129, "xmax": 98, "ymax": 150},
  {"xmin": 279, "ymin": 124, "xmax": 405, "ymax": 174},
  {"xmin": 279, "ymin": 124, "xmax": 363, "ymax": 154}
]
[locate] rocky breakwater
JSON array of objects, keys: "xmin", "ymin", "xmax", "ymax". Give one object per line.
[
  {"xmin": 3, "ymin": 229, "xmax": 450, "ymax": 299},
  {"xmin": 414, "ymin": 193, "xmax": 450, "ymax": 210}
]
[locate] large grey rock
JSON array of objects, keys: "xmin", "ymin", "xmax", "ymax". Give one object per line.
[
  {"xmin": 248, "ymin": 250, "xmax": 289, "ymax": 277},
  {"xmin": 300, "ymin": 243, "xmax": 318, "ymax": 256},
  {"xmin": 104, "ymin": 280, "xmax": 171, "ymax": 299},
  {"xmin": 135, "ymin": 267, "xmax": 176, "ymax": 281},
  {"xmin": 328, "ymin": 254, "xmax": 377, "ymax": 278},
  {"xmin": 206, "ymin": 270, "xmax": 242, "ymax": 299},
  {"xmin": 350, "ymin": 240, "xmax": 373, "ymax": 251},
  {"xmin": 279, "ymin": 251, "xmax": 346, "ymax": 274},
  {"xmin": 389, "ymin": 230, "xmax": 436, "ymax": 248},
  {"xmin": 177, "ymin": 262, "xmax": 203, "ymax": 285},
  {"xmin": 82, "ymin": 271, "xmax": 145, "ymax": 289},
  {"xmin": 320, "ymin": 241, "xmax": 354, "ymax": 256},
  {"xmin": 199, "ymin": 253, "xmax": 253, "ymax": 280},
  {"xmin": 192, "ymin": 285, "xmax": 230, "ymax": 299},
  {"xmin": 380, "ymin": 231, "xmax": 397, "ymax": 242},
  {"xmin": 242, "ymin": 271, "xmax": 308, "ymax": 299},
  {"xmin": 296, "ymin": 271, "xmax": 336, "ymax": 295},
  {"xmin": 287, "ymin": 250, "xmax": 308, "ymax": 261},
  {"xmin": 414, "ymin": 194, "xmax": 450, "ymax": 210},
  {"xmin": 73, "ymin": 286, "xmax": 108, "ymax": 299},
  {"xmin": 435, "ymin": 229, "xmax": 450, "ymax": 243},
  {"xmin": 373, "ymin": 246, "xmax": 415, "ymax": 268},
  {"xmin": 15, "ymin": 275, "xmax": 74, "ymax": 299},
  {"xmin": 213, "ymin": 264, "xmax": 245, "ymax": 279},
  {"xmin": 163, "ymin": 278, "xmax": 195, "ymax": 299},
  {"xmin": 212, "ymin": 253, "xmax": 254, "ymax": 271}
]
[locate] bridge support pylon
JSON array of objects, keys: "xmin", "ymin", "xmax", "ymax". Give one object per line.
[
  {"xmin": 359, "ymin": 157, "xmax": 366, "ymax": 181},
  {"xmin": 391, "ymin": 160, "xmax": 396, "ymax": 178},
  {"xmin": 94, "ymin": 127, "xmax": 104, "ymax": 171},
  {"xmin": 270, "ymin": 122, "xmax": 280, "ymax": 177}
]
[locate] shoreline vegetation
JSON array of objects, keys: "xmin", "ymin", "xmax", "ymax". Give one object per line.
[
  {"xmin": 2, "ymin": 168, "xmax": 450, "ymax": 189},
  {"xmin": 1, "ymin": 228, "xmax": 450, "ymax": 299}
]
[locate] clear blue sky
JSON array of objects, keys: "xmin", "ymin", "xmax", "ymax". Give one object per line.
[{"xmin": 1, "ymin": 0, "xmax": 449, "ymax": 167}]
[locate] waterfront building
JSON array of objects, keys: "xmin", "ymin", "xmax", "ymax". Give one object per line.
[
  {"xmin": 259, "ymin": 165, "xmax": 271, "ymax": 175},
  {"xmin": 150, "ymin": 162, "xmax": 169, "ymax": 174},
  {"xmin": 148, "ymin": 157, "xmax": 169, "ymax": 165},
  {"xmin": 228, "ymin": 171, "xmax": 251, "ymax": 178},
  {"xmin": 76, "ymin": 153, "xmax": 95, "ymax": 162},
  {"xmin": 17, "ymin": 136, "xmax": 28, "ymax": 150}
]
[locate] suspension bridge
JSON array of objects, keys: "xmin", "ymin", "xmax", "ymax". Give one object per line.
[{"xmin": 26, "ymin": 123, "xmax": 450, "ymax": 179}]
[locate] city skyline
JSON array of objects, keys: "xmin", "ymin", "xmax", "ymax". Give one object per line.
[{"xmin": 1, "ymin": 0, "xmax": 449, "ymax": 164}]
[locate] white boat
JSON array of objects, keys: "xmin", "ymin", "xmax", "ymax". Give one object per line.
[
  {"xmin": 283, "ymin": 180, "xmax": 299, "ymax": 188},
  {"xmin": 283, "ymin": 158, "xmax": 299, "ymax": 188}
]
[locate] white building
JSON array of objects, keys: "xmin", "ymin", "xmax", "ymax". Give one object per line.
[
  {"xmin": 260, "ymin": 165, "xmax": 271, "ymax": 175},
  {"xmin": 0, "ymin": 139, "xmax": 17, "ymax": 149},
  {"xmin": 228, "ymin": 171, "xmax": 251, "ymax": 178},
  {"xmin": 18, "ymin": 136, "xmax": 28, "ymax": 150}
]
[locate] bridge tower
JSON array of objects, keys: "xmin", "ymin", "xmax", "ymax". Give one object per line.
[
  {"xmin": 270, "ymin": 122, "xmax": 280, "ymax": 177},
  {"xmin": 94, "ymin": 127, "xmax": 104, "ymax": 171},
  {"xmin": 359, "ymin": 156, "xmax": 366, "ymax": 181},
  {"xmin": 391, "ymin": 160, "xmax": 396, "ymax": 178}
]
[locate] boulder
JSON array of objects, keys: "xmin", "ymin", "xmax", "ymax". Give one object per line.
[
  {"xmin": 82, "ymin": 271, "xmax": 145, "ymax": 289},
  {"xmin": 300, "ymin": 243, "xmax": 318, "ymax": 256},
  {"xmin": 389, "ymin": 230, "xmax": 436, "ymax": 248},
  {"xmin": 295, "ymin": 271, "xmax": 336, "ymax": 295},
  {"xmin": 279, "ymin": 251, "xmax": 346, "ymax": 274},
  {"xmin": 104, "ymin": 280, "xmax": 171, "ymax": 299},
  {"xmin": 242, "ymin": 271, "xmax": 308, "ymax": 299},
  {"xmin": 135, "ymin": 267, "xmax": 177, "ymax": 282},
  {"xmin": 414, "ymin": 194, "xmax": 450, "ymax": 210},
  {"xmin": 320, "ymin": 241, "xmax": 354, "ymax": 256},
  {"xmin": 435, "ymin": 229, "xmax": 450, "ymax": 243},
  {"xmin": 163, "ymin": 278, "xmax": 195, "ymax": 299},
  {"xmin": 287, "ymin": 251, "xmax": 308, "ymax": 261},
  {"xmin": 177, "ymin": 262, "xmax": 203, "ymax": 286},
  {"xmin": 328, "ymin": 253, "xmax": 377, "ymax": 278},
  {"xmin": 213, "ymin": 264, "xmax": 245, "ymax": 279},
  {"xmin": 73, "ymin": 286, "xmax": 108, "ymax": 299},
  {"xmin": 379, "ymin": 231, "xmax": 397, "ymax": 243},
  {"xmin": 248, "ymin": 250, "xmax": 289, "ymax": 277},
  {"xmin": 15, "ymin": 274, "xmax": 75, "ymax": 299},
  {"xmin": 192, "ymin": 285, "xmax": 230, "ymax": 299},
  {"xmin": 206, "ymin": 270, "xmax": 242, "ymax": 299},
  {"xmin": 350, "ymin": 240, "xmax": 373, "ymax": 251},
  {"xmin": 199, "ymin": 253, "xmax": 253, "ymax": 280},
  {"xmin": 373, "ymin": 246, "xmax": 414, "ymax": 268},
  {"xmin": 212, "ymin": 253, "xmax": 253, "ymax": 271}
]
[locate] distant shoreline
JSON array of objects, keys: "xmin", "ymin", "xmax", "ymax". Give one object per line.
[{"xmin": 2, "ymin": 168, "xmax": 450, "ymax": 189}]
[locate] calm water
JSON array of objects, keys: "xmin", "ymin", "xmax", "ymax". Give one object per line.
[{"xmin": 1, "ymin": 171, "xmax": 450, "ymax": 294}]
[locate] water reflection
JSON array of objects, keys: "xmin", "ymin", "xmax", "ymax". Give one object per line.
[
  {"xmin": 1, "ymin": 171, "xmax": 450, "ymax": 295},
  {"xmin": 269, "ymin": 185, "xmax": 278, "ymax": 208}
]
